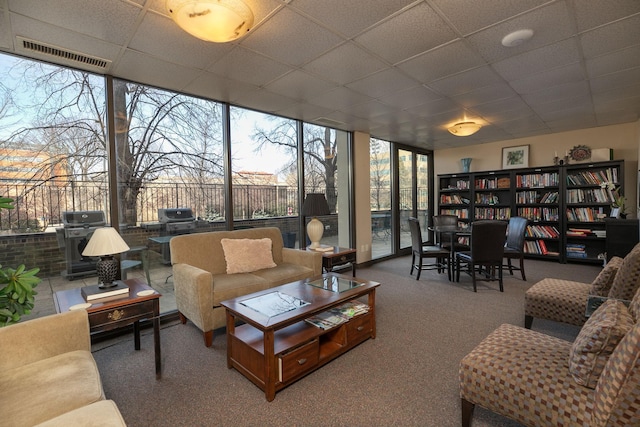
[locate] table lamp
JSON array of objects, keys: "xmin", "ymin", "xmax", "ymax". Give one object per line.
[
  {"xmin": 302, "ymin": 193, "xmax": 330, "ymax": 249},
  {"xmin": 82, "ymin": 227, "xmax": 130, "ymax": 289}
]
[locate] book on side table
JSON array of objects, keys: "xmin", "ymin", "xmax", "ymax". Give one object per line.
[{"xmin": 81, "ymin": 281, "xmax": 130, "ymax": 301}]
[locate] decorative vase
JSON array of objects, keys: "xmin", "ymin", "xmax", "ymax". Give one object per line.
[{"xmin": 461, "ymin": 158, "xmax": 472, "ymax": 173}]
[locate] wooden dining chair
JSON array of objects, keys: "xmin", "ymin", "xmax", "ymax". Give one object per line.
[
  {"xmin": 503, "ymin": 216, "xmax": 528, "ymax": 280},
  {"xmin": 433, "ymin": 214, "xmax": 469, "ymax": 252},
  {"xmin": 408, "ymin": 217, "xmax": 451, "ymax": 280},
  {"xmin": 455, "ymin": 220, "xmax": 508, "ymax": 292}
]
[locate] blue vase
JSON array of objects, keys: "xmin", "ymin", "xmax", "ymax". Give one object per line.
[{"xmin": 461, "ymin": 158, "xmax": 472, "ymax": 173}]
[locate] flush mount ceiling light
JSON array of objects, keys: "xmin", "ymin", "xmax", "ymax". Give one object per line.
[
  {"xmin": 166, "ymin": 0, "xmax": 254, "ymax": 43},
  {"xmin": 448, "ymin": 122, "xmax": 481, "ymax": 137},
  {"xmin": 501, "ymin": 29, "xmax": 534, "ymax": 47}
]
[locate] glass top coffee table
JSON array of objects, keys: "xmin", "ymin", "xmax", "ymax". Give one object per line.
[{"xmin": 220, "ymin": 272, "xmax": 380, "ymax": 401}]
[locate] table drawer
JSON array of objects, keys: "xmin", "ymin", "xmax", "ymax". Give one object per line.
[
  {"xmin": 89, "ymin": 300, "xmax": 156, "ymax": 328},
  {"xmin": 278, "ymin": 339, "xmax": 319, "ymax": 383},
  {"xmin": 346, "ymin": 313, "xmax": 373, "ymax": 343}
]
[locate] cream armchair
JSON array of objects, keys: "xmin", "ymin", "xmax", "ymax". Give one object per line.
[{"xmin": 170, "ymin": 227, "xmax": 322, "ymax": 347}]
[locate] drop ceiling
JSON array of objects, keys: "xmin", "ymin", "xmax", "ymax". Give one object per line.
[{"xmin": 1, "ymin": 0, "xmax": 639, "ymax": 150}]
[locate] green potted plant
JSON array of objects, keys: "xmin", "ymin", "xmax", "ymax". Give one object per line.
[{"xmin": 0, "ymin": 197, "xmax": 41, "ymax": 327}]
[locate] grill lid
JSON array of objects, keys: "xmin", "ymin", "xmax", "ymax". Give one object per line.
[
  {"xmin": 158, "ymin": 208, "xmax": 195, "ymax": 223},
  {"xmin": 62, "ymin": 210, "xmax": 106, "ymax": 227}
]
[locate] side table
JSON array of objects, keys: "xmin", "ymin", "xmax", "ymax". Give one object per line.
[
  {"xmin": 53, "ymin": 278, "xmax": 162, "ymax": 379},
  {"xmin": 308, "ymin": 246, "xmax": 357, "ymax": 277}
]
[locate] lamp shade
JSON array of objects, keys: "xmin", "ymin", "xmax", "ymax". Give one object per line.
[
  {"xmin": 166, "ymin": 0, "xmax": 254, "ymax": 43},
  {"xmin": 82, "ymin": 227, "xmax": 130, "ymax": 257},
  {"xmin": 302, "ymin": 193, "xmax": 330, "ymax": 217},
  {"xmin": 448, "ymin": 122, "xmax": 481, "ymax": 137}
]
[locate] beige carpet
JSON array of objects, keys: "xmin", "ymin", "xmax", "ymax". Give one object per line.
[{"xmin": 92, "ymin": 257, "xmax": 600, "ymax": 426}]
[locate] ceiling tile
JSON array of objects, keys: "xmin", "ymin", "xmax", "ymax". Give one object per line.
[
  {"xmin": 264, "ymin": 70, "xmax": 336, "ymax": 101},
  {"xmin": 8, "ymin": 0, "xmax": 142, "ymax": 45},
  {"xmin": 492, "ymin": 38, "xmax": 580, "ymax": 82},
  {"xmin": 208, "ymin": 46, "xmax": 291, "ymax": 87},
  {"xmin": 0, "ymin": 9, "xmax": 11, "ymax": 49},
  {"xmin": 522, "ymin": 80, "xmax": 590, "ymax": 106},
  {"xmin": 466, "ymin": 2, "xmax": 575, "ymax": 64},
  {"xmin": 590, "ymin": 67, "xmax": 640, "ymax": 95},
  {"xmin": 232, "ymin": 88, "xmax": 299, "ymax": 113},
  {"xmin": 586, "ymin": 45, "xmax": 640, "ymax": 78},
  {"xmin": 289, "ymin": 0, "xmax": 416, "ymax": 38},
  {"xmin": 307, "ymin": 87, "xmax": 373, "ymax": 111},
  {"xmin": 302, "ymin": 42, "xmax": 388, "ymax": 85},
  {"xmin": 377, "ymin": 86, "xmax": 442, "ymax": 110},
  {"xmin": 406, "ymin": 98, "xmax": 459, "ymax": 118},
  {"xmin": 580, "ymin": 14, "xmax": 640, "ymax": 59},
  {"xmin": 429, "ymin": 0, "xmax": 549, "ymax": 35},
  {"xmin": 509, "ymin": 62, "xmax": 586, "ymax": 95},
  {"xmin": 572, "ymin": 0, "xmax": 640, "ymax": 32},
  {"xmin": 354, "ymin": 2, "xmax": 457, "ymax": 64},
  {"xmin": 427, "ymin": 66, "xmax": 503, "ymax": 97},
  {"xmin": 345, "ymin": 100, "xmax": 397, "ymax": 120},
  {"xmin": 397, "ymin": 40, "xmax": 486, "ymax": 83},
  {"xmin": 451, "ymin": 83, "xmax": 516, "ymax": 107},
  {"xmin": 346, "ymin": 68, "xmax": 418, "ymax": 99},
  {"xmin": 182, "ymin": 72, "xmax": 260, "ymax": 104},
  {"xmin": 240, "ymin": 7, "xmax": 343, "ymax": 67}
]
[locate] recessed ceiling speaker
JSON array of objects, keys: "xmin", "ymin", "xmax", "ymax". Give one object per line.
[{"xmin": 501, "ymin": 29, "xmax": 534, "ymax": 47}]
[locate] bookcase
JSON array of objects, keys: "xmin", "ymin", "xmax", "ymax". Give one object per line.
[{"xmin": 437, "ymin": 160, "xmax": 624, "ymax": 264}]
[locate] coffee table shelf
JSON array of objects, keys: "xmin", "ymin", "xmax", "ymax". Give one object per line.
[{"xmin": 221, "ymin": 273, "xmax": 379, "ymax": 401}]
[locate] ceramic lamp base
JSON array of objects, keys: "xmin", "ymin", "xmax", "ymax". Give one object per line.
[
  {"xmin": 97, "ymin": 255, "xmax": 119, "ymax": 288},
  {"xmin": 307, "ymin": 217, "xmax": 324, "ymax": 249}
]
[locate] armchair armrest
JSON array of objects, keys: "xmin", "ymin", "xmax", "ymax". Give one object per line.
[
  {"xmin": 0, "ymin": 309, "xmax": 90, "ymax": 371},
  {"xmin": 282, "ymin": 247, "xmax": 323, "ymax": 276}
]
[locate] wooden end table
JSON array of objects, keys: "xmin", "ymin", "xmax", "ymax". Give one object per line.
[
  {"xmin": 307, "ymin": 246, "xmax": 357, "ymax": 276},
  {"xmin": 54, "ymin": 278, "xmax": 162, "ymax": 379}
]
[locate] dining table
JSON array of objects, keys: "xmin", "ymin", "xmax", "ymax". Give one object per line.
[{"xmin": 429, "ymin": 225, "xmax": 471, "ymax": 281}]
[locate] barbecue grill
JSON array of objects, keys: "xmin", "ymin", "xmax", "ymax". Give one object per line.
[
  {"xmin": 55, "ymin": 210, "xmax": 106, "ymax": 279},
  {"xmin": 158, "ymin": 208, "xmax": 196, "ymax": 264}
]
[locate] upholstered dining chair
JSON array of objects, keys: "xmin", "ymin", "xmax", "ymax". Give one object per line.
[
  {"xmin": 408, "ymin": 217, "xmax": 451, "ymax": 280},
  {"xmin": 455, "ymin": 220, "xmax": 508, "ymax": 292},
  {"xmin": 503, "ymin": 216, "xmax": 528, "ymax": 281}
]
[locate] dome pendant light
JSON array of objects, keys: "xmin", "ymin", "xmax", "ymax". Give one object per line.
[
  {"xmin": 166, "ymin": 0, "xmax": 254, "ymax": 43},
  {"xmin": 448, "ymin": 122, "xmax": 481, "ymax": 137}
]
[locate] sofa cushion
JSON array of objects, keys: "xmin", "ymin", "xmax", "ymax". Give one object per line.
[
  {"xmin": 592, "ymin": 321, "xmax": 640, "ymax": 426},
  {"xmin": 608, "ymin": 249, "xmax": 640, "ymax": 301},
  {"xmin": 221, "ymin": 238, "xmax": 276, "ymax": 274},
  {"xmin": 629, "ymin": 286, "xmax": 640, "ymax": 321},
  {"xmin": 590, "ymin": 256, "xmax": 623, "ymax": 297},
  {"xmin": 211, "ymin": 272, "xmax": 270, "ymax": 305},
  {"xmin": 34, "ymin": 400, "xmax": 126, "ymax": 427},
  {"xmin": 0, "ymin": 350, "xmax": 104, "ymax": 427},
  {"xmin": 569, "ymin": 299, "xmax": 634, "ymax": 389},
  {"xmin": 252, "ymin": 263, "xmax": 316, "ymax": 287}
]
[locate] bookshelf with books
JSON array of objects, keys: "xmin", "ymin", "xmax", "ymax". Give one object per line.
[
  {"xmin": 514, "ymin": 166, "xmax": 562, "ymax": 261},
  {"xmin": 438, "ymin": 173, "xmax": 471, "ymax": 225},
  {"xmin": 437, "ymin": 160, "xmax": 624, "ymax": 264},
  {"xmin": 473, "ymin": 171, "xmax": 512, "ymax": 221},
  {"xmin": 564, "ymin": 160, "xmax": 624, "ymax": 264}
]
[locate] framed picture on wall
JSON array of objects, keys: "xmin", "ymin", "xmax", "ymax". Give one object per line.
[{"xmin": 502, "ymin": 145, "xmax": 529, "ymax": 169}]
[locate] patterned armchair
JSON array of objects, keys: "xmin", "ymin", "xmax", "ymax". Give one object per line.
[
  {"xmin": 459, "ymin": 286, "xmax": 640, "ymax": 427},
  {"xmin": 524, "ymin": 243, "xmax": 640, "ymax": 329}
]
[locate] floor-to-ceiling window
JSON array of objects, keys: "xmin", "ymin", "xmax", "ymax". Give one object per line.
[{"xmin": 370, "ymin": 138, "xmax": 392, "ymax": 258}]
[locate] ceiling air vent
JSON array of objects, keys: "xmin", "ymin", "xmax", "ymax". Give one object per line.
[{"xmin": 16, "ymin": 36, "xmax": 111, "ymax": 71}]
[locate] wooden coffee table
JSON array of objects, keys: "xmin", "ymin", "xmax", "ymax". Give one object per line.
[
  {"xmin": 221, "ymin": 273, "xmax": 379, "ymax": 401},
  {"xmin": 53, "ymin": 278, "xmax": 162, "ymax": 378}
]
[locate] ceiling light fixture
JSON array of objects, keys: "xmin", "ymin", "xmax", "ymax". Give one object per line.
[
  {"xmin": 448, "ymin": 122, "xmax": 481, "ymax": 137},
  {"xmin": 166, "ymin": 0, "xmax": 254, "ymax": 43},
  {"xmin": 501, "ymin": 29, "xmax": 534, "ymax": 47}
]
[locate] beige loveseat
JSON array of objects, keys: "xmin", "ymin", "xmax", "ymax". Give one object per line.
[
  {"xmin": 171, "ymin": 227, "xmax": 322, "ymax": 347},
  {"xmin": 0, "ymin": 309, "xmax": 126, "ymax": 427}
]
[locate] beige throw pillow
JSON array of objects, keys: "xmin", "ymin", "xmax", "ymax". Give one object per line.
[
  {"xmin": 569, "ymin": 299, "xmax": 634, "ymax": 389},
  {"xmin": 590, "ymin": 256, "xmax": 623, "ymax": 297},
  {"xmin": 221, "ymin": 238, "xmax": 276, "ymax": 274}
]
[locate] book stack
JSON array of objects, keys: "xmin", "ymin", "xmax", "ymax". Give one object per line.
[
  {"xmin": 305, "ymin": 301, "xmax": 369, "ymax": 330},
  {"xmin": 81, "ymin": 281, "xmax": 130, "ymax": 302},
  {"xmin": 566, "ymin": 243, "xmax": 587, "ymax": 258}
]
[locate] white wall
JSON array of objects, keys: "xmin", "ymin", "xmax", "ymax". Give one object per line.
[{"xmin": 434, "ymin": 121, "xmax": 640, "ymax": 218}]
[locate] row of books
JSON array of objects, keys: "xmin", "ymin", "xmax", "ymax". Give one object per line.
[
  {"xmin": 566, "ymin": 207, "xmax": 605, "ymax": 222},
  {"xmin": 439, "ymin": 208, "xmax": 469, "ymax": 219},
  {"xmin": 443, "ymin": 180, "xmax": 470, "ymax": 190},
  {"xmin": 516, "ymin": 172, "xmax": 559, "ymax": 188},
  {"xmin": 440, "ymin": 194, "xmax": 469, "ymax": 204},
  {"xmin": 474, "ymin": 208, "xmax": 511, "ymax": 220},
  {"xmin": 566, "ymin": 228, "xmax": 607, "ymax": 238},
  {"xmin": 515, "ymin": 190, "xmax": 559, "ymax": 204},
  {"xmin": 475, "ymin": 178, "xmax": 503, "ymax": 189},
  {"xmin": 526, "ymin": 225, "xmax": 560, "ymax": 239},
  {"xmin": 566, "ymin": 168, "xmax": 618, "ymax": 186},
  {"xmin": 566, "ymin": 188, "xmax": 615, "ymax": 204},
  {"xmin": 305, "ymin": 301, "xmax": 369, "ymax": 330},
  {"xmin": 524, "ymin": 240, "xmax": 559, "ymax": 256},
  {"xmin": 516, "ymin": 207, "xmax": 559, "ymax": 222},
  {"xmin": 475, "ymin": 193, "xmax": 500, "ymax": 204}
]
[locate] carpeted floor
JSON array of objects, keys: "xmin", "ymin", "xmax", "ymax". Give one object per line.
[{"xmin": 92, "ymin": 256, "xmax": 601, "ymax": 426}]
